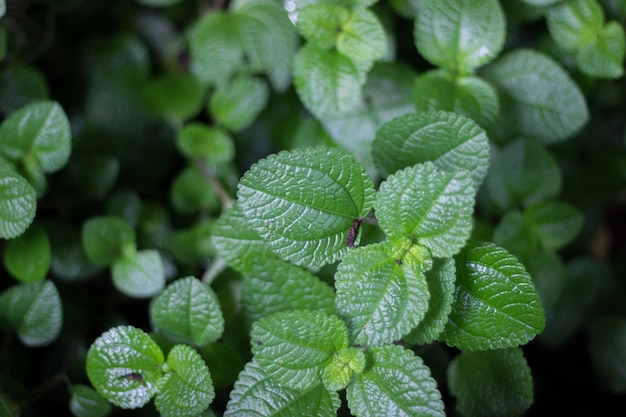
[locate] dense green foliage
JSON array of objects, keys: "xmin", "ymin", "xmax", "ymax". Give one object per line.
[{"xmin": 0, "ymin": 0, "xmax": 625, "ymax": 416}]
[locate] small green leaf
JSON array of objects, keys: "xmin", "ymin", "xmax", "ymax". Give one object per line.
[
  {"xmin": 293, "ymin": 44, "xmax": 366, "ymax": 120},
  {"xmin": 404, "ymin": 257, "xmax": 456, "ymax": 345},
  {"xmin": 440, "ymin": 241, "xmax": 546, "ymax": 351},
  {"xmin": 167, "ymin": 220, "xmax": 215, "ymax": 266},
  {"xmin": 347, "ymin": 345, "xmax": 445, "ymax": 417},
  {"xmin": 414, "ymin": 0, "xmax": 505, "ymax": 72},
  {"xmin": 86, "ymin": 326, "xmax": 164, "ymax": 409},
  {"xmin": 241, "ymin": 257, "xmax": 336, "ymax": 324},
  {"xmin": 447, "ymin": 348, "xmax": 534, "ymax": 417},
  {"xmin": 155, "ymin": 344, "xmax": 215, "ymax": 417},
  {"xmin": 224, "ymin": 359, "xmax": 341, "ymax": 417},
  {"xmin": 523, "ymin": 200, "xmax": 583, "ymax": 250},
  {"xmin": 525, "ymin": 248, "xmax": 565, "ymax": 307},
  {"xmin": 575, "ymin": 21, "xmax": 625, "ymax": 79},
  {"xmin": 177, "ymin": 123, "xmax": 234, "ymax": 164},
  {"xmin": 413, "ymin": 69, "xmax": 500, "ymax": 127},
  {"xmin": 375, "ymin": 162, "xmax": 475, "ymax": 257},
  {"xmin": 0, "ymin": 100, "xmax": 71, "ymax": 173},
  {"xmin": 209, "ymin": 75, "xmax": 269, "ymax": 133},
  {"xmin": 69, "ymin": 385, "xmax": 112, "ymax": 417},
  {"xmin": 3, "ymin": 224, "xmax": 50, "ymax": 283},
  {"xmin": 251, "ymin": 310, "xmax": 349, "ymax": 391},
  {"xmin": 322, "ymin": 347, "xmax": 366, "ymax": 391},
  {"xmin": 371, "ymin": 111, "xmax": 490, "ymax": 187},
  {"xmin": 112, "ymin": 249, "xmax": 165, "ymax": 298},
  {"xmin": 482, "ymin": 49, "xmax": 589, "ymax": 144},
  {"xmin": 82, "ymin": 216, "xmax": 136, "ymax": 266},
  {"xmin": 337, "ymin": 8, "xmax": 387, "ymax": 64},
  {"xmin": 150, "ymin": 276, "xmax": 224, "ymax": 347},
  {"xmin": 492, "ymin": 210, "xmax": 537, "ymax": 261},
  {"xmin": 0, "ymin": 280, "xmax": 62, "ymax": 347},
  {"xmin": 297, "ymin": 4, "xmax": 350, "ymax": 50},
  {"xmin": 141, "ymin": 74, "xmax": 205, "ymax": 121},
  {"xmin": 0, "ymin": 159, "xmax": 36, "ymax": 239},
  {"xmin": 237, "ymin": 146, "xmax": 375, "ymax": 267},
  {"xmin": 170, "ymin": 164, "xmax": 219, "ymax": 214},
  {"xmin": 335, "ymin": 238, "xmax": 431, "ymax": 346},
  {"xmin": 589, "ymin": 316, "xmax": 626, "ymax": 393},
  {"xmin": 547, "ymin": 0, "xmax": 605, "ymax": 52}
]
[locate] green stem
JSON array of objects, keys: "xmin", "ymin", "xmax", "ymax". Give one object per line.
[{"xmin": 194, "ymin": 158, "xmax": 234, "ymax": 210}]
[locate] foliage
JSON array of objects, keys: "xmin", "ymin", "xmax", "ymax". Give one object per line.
[{"xmin": 0, "ymin": 0, "xmax": 625, "ymax": 416}]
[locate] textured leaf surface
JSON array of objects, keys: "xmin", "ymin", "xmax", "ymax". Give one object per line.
[
  {"xmin": 86, "ymin": 326, "xmax": 164, "ymax": 409},
  {"xmin": 155, "ymin": 344, "xmax": 214, "ymax": 417},
  {"xmin": 524, "ymin": 200, "xmax": 583, "ymax": 250},
  {"xmin": 347, "ymin": 345, "xmax": 445, "ymax": 417},
  {"xmin": 447, "ymin": 348, "xmax": 533, "ymax": 417},
  {"xmin": 82, "ymin": 216, "xmax": 136, "ymax": 266},
  {"xmin": 414, "ymin": 0, "xmax": 505, "ymax": 72},
  {"xmin": 238, "ymin": 146, "xmax": 375, "ymax": 267},
  {"xmin": 0, "ymin": 100, "xmax": 71, "ymax": 172},
  {"xmin": 404, "ymin": 257, "xmax": 456, "ymax": 345},
  {"xmin": 150, "ymin": 276, "xmax": 224, "ymax": 347},
  {"xmin": 0, "ymin": 159, "xmax": 36, "ymax": 239},
  {"xmin": 322, "ymin": 347, "xmax": 366, "ymax": 391},
  {"xmin": 0, "ymin": 280, "xmax": 62, "ymax": 347},
  {"xmin": 112, "ymin": 250, "xmax": 165, "ymax": 298},
  {"xmin": 372, "ymin": 111, "xmax": 490, "ymax": 187},
  {"xmin": 483, "ymin": 49, "xmax": 589, "ymax": 143},
  {"xmin": 251, "ymin": 310, "xmax": 349, "ymax": 391},
  {"xmin": 440, "ymin": 241, "xmax": 545, "ymax": 350},
  {"xmin": 3, "ymin": 225, "xmax": 50, "ymax": 282},
  {"xmin": 335, "ymin": 238, "xmax": 431, "ymax": 346},
  {"xmin": 69, "ymin": 385, "xmax": 112, "ymax": 417},
  {"xmin": 224, "ymin": 359, "xmax": 341, "ymax": 417},
  {"xmin": 375, "ymin": 162, "xmax": 475, "ymax": 257},
  {"xmin": 209, "ymin": 76, "xmax": 269, "ymax": 133},
  {"xmin": 241, "ymin": 257, "xmax": 336, "ymax": 324}
]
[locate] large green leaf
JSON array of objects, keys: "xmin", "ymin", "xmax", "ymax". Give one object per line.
[
  {"xmin": 482, "ymin": 49, "xmax": 589, "ymax": 143},
  {"xmin": 335, "ymin": 238, "xmax": 431, "ymax": 346},
  {"xmin": 241, "ymin": 257, "xmax": 336, "ymax": 324},
  {"xmin": 224, "ymin": 359, "xmax": 341, "ymax": 417},
  {"xmin": 86, "ymin": 326, "xmax": 164, "ymax": 409},
  {"xmin": 440, "ymin": 241, "xmax": 545, "ymax": 350},
  {"xmin": 447, "ymin": 348, "xmax": 534, "ymax": 417},
  {"xmin": 414, "ymin": 0, "xmax": 505, "ymax": 73},
  {"xmin": 82, "ymin": 216, "xmax": 136, "ymax": 266},
  {"xmin": 346, "ymin": 345, "xmax": 445, "ymax": 417},
  {"xmin": 374, "ymin": 162, "xmax": 475, "ymax": 258},
  {"xmin": 154, "ymin": 344, "xmax": 215, "ymax": 417},
  {"xmin": 371, "ymin": 111, "xmax": 490, "ymax": 187},
  {"xmin": 0, "ymin": 159, "xmax": 36, "ymax": 239},
  {"xmin": 3, "ymin": 224, "xmax": 50, "ymax": 283},
  {"xmin": 150, "ymin": 276, "xmax": 224, "ymax": 347},
  {"xmin": 0, "ymin": 100, "xmax": 71, "ymax": 173},
  {"xmin": 237, "ymin": 146, "xmax": 375, "ymax": 267},
  {"xmin": 112, "ymin": 249, "xmax": 165, "ymax": 298},
  {"xmin": 251, "ymin": 310, "xmax": 349, "ymax": 391},
  {"xmin": 0, "ymin": 280, "xmax": 62, "ymax": 347}
]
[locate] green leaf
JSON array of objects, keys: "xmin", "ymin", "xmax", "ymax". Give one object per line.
[
  {"xmin": 209, "ymin": 75, "xmax": 269, "ymax": 133},
  {"xmin": 547, "ymin": 0, "xmax": 605, "ymax": 52},
  {"xmin": 347, "ymin": 345, "xmax": 445, "ymax": 417},
  {"xmin": 167, "ymin": 220, "xmax": 215, "ymax": 266},
  {"xmin": 404, "ymin": 257, "xmax": 456, "ymax": 345},
  {"xmin": 335, "ymin": 238, "xmax": 431, "ymax": 346},
  {"xmin": 188, "ymin": 12, "xmax": 244, "ymax": 87},
  {"xmin": 589, "ymin": 316, "xmax": 626, "ymax": 393},
  {"xmin": 177, "ymin": 123, "xmax": 234, "ymax": 164},
  {"xmin": 440, "ymin": 241, "xmax": 545, "ymax": 351},
  {"xmin": 155, "ymin": 344, "xmax": 215, "ymax": 417},
  {"xmin": 492, "ymin": 210, "xmax": 537, "ymax": 261},
  {"xmin": 112, "ymin": 249, "xmax": 165, "ymax": 298},
  {"xmin": 337, "ymin": 8, "xmax": 387, "ymax": 64},
  {"xmin": 224, "ymin": 359, "xmax": 341, "ymax": 417},
  {"xmin": 485, "ymin": 137, "xmax": 561, "ymax": 211},
  {"xmin": 0, "ymin": 156, "xmax": 36, "ymax": 240},
  {"xmin": 523, "ymin": 200, "xmax": 583, "ymax": 249},
  {"xmin": 251, "ymin": 310, "xmax": 349, "ymax": 391},
  {"xmin": 86, "ymin": 326, "xmax": 164, "ymax": 409},
  {"xmin": 241, "ymin": 257, "xmax": 336, "ymax": 324},
  {"xmin": 69, "ymin": 385, "xmax": 112, "ymax": 417},
  {"xmin": 414, "ymin": 0, "xmax": 505, "ymax": 72},
  {"xmin": 447, "ymin": 348, "xmax": 534, "ymax": 417},
  {"xmin": 293, "ymin": 44, "xmax": 366, "ymax": 120},
  {"xmin": 374, "ymin": 162, "xmax": 475, "ymax": 258},
  {"xmin": 150, "ymin": 276, "xmax": 224, "ymax": 347},
  {"xmin": 297, "ymin": 4, "xmax": 350, "ymax": 50},
  {"xmin": 82, "ymin": 216, "xmax": 136, "ymax": 266},
  {"xmin": 3, "ymin": 224, "xmax": 50, "ymax": 282},
  {"xmin": 482, "ymin": 49, "xmax": 589, "ymax": 144},
  {"xmin": 0, "ymin": 100, "xmax": 71, "ymax": 173},
  {"xmin": 413, "ymin": 69, "xmax": 500, "ymax": 127},
  {"xmin": 237, "ymin": 146, "xmax": 376, "ymax": 267},
  {"xmin": 525, "ymin": 248, "xmax": 565, "ymax": 307},
  {"xmin": 322, "ymin": 347, "xmax": 366, "ymax": 391},
  {"xmin": 170, "ymin": 164, "xmax": 219, "ymax": 214},
  {"xmin": 141, "ymin": 74, "xmax": 205, "ymax": 121},
  {"xmin": 210, "ymin": 204, "xmax": 275, "ymax": 272},
  {"xmin": 0, "ymin": 280, "xmax": 62, "ymax": 347},
  {"xmin": 575, "ymin": 21, "xmax": 625, "ymax": 79},
  {"xmin": 371, "ymin": 111, "xmax": 490, "ymax": 187}
]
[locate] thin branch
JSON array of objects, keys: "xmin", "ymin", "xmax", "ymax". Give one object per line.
[{"xmin": 194, "ymin": 158, "xmax": 234, "ymax": 210}]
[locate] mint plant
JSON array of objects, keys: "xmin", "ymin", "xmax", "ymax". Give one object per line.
[{"xmin": 1, "ymin": 0, "xmax": 625, "ymax": 416}]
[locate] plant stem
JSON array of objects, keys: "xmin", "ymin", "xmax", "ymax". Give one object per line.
[{"xmin": 194, "ymin": 158, "xmax": 234, "ymax": 210}]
